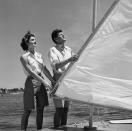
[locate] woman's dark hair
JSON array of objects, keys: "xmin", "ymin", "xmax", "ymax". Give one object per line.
[
  {"xmin": 20, "ymin": 31, "xmax": 35, "ymax": 51},
  {"xmin": 51, "ymin": 29, "xmax": 62, "ymax": 44}
]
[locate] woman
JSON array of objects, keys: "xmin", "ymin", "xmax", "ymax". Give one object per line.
[{"xmin": 20, "ymin": 31, "xmax": 54, "ymax": 131}]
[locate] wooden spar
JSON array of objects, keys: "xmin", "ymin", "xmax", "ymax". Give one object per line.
[{"xmin": 87, "ymin": 0, "xmax": 97, "ymax": 129}]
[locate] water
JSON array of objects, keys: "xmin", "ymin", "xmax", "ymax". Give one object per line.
[{"xmin": 0, "ymin": 93, "xmax": 132, "ymax": 131}]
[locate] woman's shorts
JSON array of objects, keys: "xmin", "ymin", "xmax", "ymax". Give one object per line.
[{"xmin": 23, "ymin": 76, "xmax": 49, "ymax": 110}]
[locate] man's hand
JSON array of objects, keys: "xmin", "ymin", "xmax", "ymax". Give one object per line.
[{"xmin": 68, "ymin": 54, "xmax": 79, "ymax": 62}]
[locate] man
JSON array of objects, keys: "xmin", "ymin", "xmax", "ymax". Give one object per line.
[{"xmin": 48, "ymin": 29, "xmax": 78, "ymax": 128}]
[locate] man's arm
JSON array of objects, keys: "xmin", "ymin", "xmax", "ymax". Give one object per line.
[
  {"xmin": 48, "ymin": 47, "xmax": 78, "ymax": 71},
  {"xmin": 55, "ymin": 59, "xmax": 69, "ymax": 70},
  {"xmin": 55, "ymin": 55, "xmax": 78, "ymax": 70}
]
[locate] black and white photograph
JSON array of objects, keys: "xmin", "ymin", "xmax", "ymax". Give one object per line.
[{"xmin": 0, "ymin": 0, "xmax": 132, "ymax": 131}]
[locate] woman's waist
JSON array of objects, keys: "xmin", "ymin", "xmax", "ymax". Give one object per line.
[
  {"xmin": 26, "ymin": 74, "xmax": 43, "ymax": 87},
  {"xmin": 23, "ymin": 65, "xmax": 42, "ymax": 76}
]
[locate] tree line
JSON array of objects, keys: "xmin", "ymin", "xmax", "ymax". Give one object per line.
[{"xmin": 0, "ymin": 88, "xmax": 24, "ymax": 94}]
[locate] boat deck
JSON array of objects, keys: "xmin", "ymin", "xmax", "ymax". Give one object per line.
[{"xmin": 41, "ymin": 121, "xmax": 132, "ymax": 131}]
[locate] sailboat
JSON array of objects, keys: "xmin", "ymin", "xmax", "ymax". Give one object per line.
[
  {"xmin": 52, "ymin": 0, "xmax": 132, "ymax": 111},
  {"xmin": 50, "ymin": 0, "xmax": 132, "ymax": 130}
]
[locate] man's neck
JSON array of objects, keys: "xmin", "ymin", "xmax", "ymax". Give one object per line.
[{"xmin": 56, "ymin": 44, "xmax": 64, "ymax": 51}]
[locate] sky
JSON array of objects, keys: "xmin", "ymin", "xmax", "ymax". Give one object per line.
[{"xmin": 0, "ymin": 0, "xmax": 115, "ymax": 89}]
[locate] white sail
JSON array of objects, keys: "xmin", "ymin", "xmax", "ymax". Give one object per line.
[{"xmin": 55, "ymin": 0, "xmax": 132, "ymax": 110}]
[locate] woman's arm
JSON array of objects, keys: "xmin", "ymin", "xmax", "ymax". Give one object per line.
[{"xmin": 43, "ymin": 65, "xmax": 55, "ymax": 85}]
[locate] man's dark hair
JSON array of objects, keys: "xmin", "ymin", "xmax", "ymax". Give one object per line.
[
  {"xmin": 51, "ymin": 29, "xmax": 62, "ymax": 44},
  {"xmin": 20, "ymin": 31, "xmax": 35, "ymax": 51}
]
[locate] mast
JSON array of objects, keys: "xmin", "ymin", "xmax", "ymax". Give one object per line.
[
  {"xmin": 89, "ymin": 0, "xmax": 97, "ymax": 129},
  {"xmin": 85, "ymin": 0, "xmax": 119, "ymax": 130},
  {"xmin": 84, "ymin": 0, "xmax": 97, "ymax": 130},
  {"xmin": 92, "ymin": 0, "xmax": 97, "ymax": 33}
]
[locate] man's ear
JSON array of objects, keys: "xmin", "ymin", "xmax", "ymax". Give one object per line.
[{"xmin": 54, "ymin": 37, "xmax": 58, "ymax": 43}]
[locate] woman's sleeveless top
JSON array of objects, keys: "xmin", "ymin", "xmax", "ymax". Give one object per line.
[{"xmin": 22, "ymin": 51, "xmax": 43, "ymax": 76}]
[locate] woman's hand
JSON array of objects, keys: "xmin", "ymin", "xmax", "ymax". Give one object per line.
[
  {"xmin": 41, "ymin": 80, "xmax": 52, "ymax": 91},
  {"xmin": 46, "ymin": 84, "xmax": 52, "ymax": 91},
  {"xmin": 34, "ymin": 87, "xmax": 40, "ymax": 95}
]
